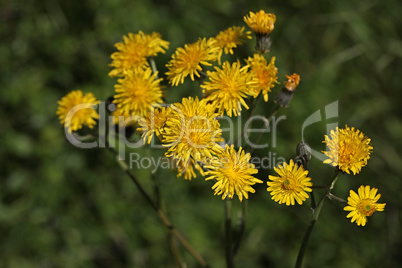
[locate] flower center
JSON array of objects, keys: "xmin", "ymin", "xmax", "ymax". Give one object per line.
[
  {"xmin": 357, "ymin": 199, "xmax": 377, "ymax": 216},
  {"xmin": 224, "ymin": 166, "xmax": 239, "ymax": 181},
  {"xmin": 339, "ymin": 143, "xmax": 354, "ymax": 163},
  {"xmin": 187, "ymin": 131, "xmax": 205, "ymax": 146},
  {"xmin": 281, "ymin": 176, "xmax": 296, "ymax": 191},
  {"xmin": 185, "ymin": 119, "xmax": 212, "ymax": 147}
]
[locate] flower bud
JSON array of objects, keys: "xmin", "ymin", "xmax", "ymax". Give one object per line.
[
  {"xmin": 275, "ymin": 73, "xmax": 300, "ymax": 107},
  {"xmin": 294, "ymin": 142, "xmax": 311, "ymax": 168}
]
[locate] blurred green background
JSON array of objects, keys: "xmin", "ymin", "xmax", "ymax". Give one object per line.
[{"xmin": 1, "ymin": 0, "xmax": 401, "ymax": 267}]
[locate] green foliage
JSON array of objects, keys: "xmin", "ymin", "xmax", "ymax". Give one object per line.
[{"xmin": 1, "ymin": 0, "xmax": 401, "ymax": 267}]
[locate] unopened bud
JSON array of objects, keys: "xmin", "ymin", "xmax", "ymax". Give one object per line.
[{"xmin": 294, "ymin": 142, "xmax": 311, "ymax": 168}]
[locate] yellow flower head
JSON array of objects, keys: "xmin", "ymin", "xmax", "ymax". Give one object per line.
[
  {"xmin": 201, "ymin": 61, "xmax": 258, "ymax": 117},
  {"xmin": 344, "ymin": 185, "xmax": 386, "ymax": 226},
  {"xmin": 284, "ymin": 73, "xmax": 300, "ymax": 91},
  {"xmin": 205, "ymin": 144, "xmax": 261, "ymax": 201},
  {"xmin": 162, "ymin": 97, "xmax": 224, "ymax": 174},
  {"xmin": 267, "ymin": 159, "xmax": 313, "ymax": 205},
  {"xmin": 57, "ymin": 90, "xmax": 100, "ymax": 133},
  {"xmin": 245, "ymin": 54, "xmax": 279, "ymax": 102},
  {"xmin": 214, "ymin": 26, "xmax": 252, "ymax": 64},
  {"xmin": 166, "ymin": 38, "xmax": 219, "ymax": 86},
  {"xmin": 113, "ymin": 68, "xmax": 164, "ymax": 120},
  {"xmin": 138, "ymin": 106, "xmax": 172, "ymax": 144},
  {"xmin": 244, "ymin": 10, "xmax": 276, "ymax": 36},
  {"xmin": 109, "ymin": 31, "xmax": 169, "ymax": 77},
  {"xmin": 323, "ymin": 126, "xmax": 373, "ymax": 175}
]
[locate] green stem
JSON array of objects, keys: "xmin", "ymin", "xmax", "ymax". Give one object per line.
[
  {"xmin": 233, "ymin": 200, "xmax": 247, "ymax": 255},
  {"xmin": 150, "ymin": 166, "xmax": 161, "ymax": 208},
  {"xmin": 148, "ymin": 151, "xmax": 182, "ymax": 267},
  {"xmin": 310, "ymin": 191, "xmax": 316, "ymax": 210},
  {"xmin": 247, "ymin": 105, "xmax": 280, "ymax": 153},
  {"xmin": 327, "ymin": 193, "xmax": 347, "ymax": 204},
  {"xmin": 234, "ymin": 95, "xmax": 261, "ymax": 147},
  {"xmin": 199, "ymin": 70, "xmax": 208, "ymax": 78},
  {"xmin": 295, "ymin": 218, "xmax": 316, "ymax": 268},
  {"xmin": 149, "ymin": 57, "xmax": 159, "ymax": 79},
  {"xmin": 224, "ymin": 197, "xmax": 235, "ymax": 268},
  {"xmin": 100, "ymin": 132, "xmax": 208, "ymax": 267},
  {"xmin": 295, "ymin": 170, "xmax": 339, "ymax": 268},
  {"xmin": 168, "ymin": 231, "xmax": 183, "ymax": 268}
]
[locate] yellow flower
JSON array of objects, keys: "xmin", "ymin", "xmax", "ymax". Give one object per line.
[
  {"xmin": 162, "ymin": 97, "xmax": 224, "ymax": 179},
  {"xmin": 205, "ymin": 144, "xmax": 261, "ymax": 201},
  {"xmin": 109, "ymin": 31, "xmax": 169, "ymax": 77},
  {"xmin": 344, "ymin": 185, "xmax": 386, "ymax": 226},
  {"xmin": 245, "ymin": 54, "xmax": 278, "ymax": 102},
  {"xmin": 244, "ymin": 10, "xmax": 276, "ymax": 36},
  {"xmin": 323, "ymin": 126, "xmax": 373, "ymax": 175},
  {"xmin": 57, "ymin": 90, "xmax": 100, "ymax": 133},
  {"xmin": 201, "ymin": 61, "xmax": 258, "ymax": 117},
  {"xmin": 214, "ymin": 26, "xmax": 252, "ymax": 64},
  {"xmin": 267, "ymin": 159, "xmax": 313, "ymax": 205},
  {"xmin": 138, "ymin": 106, "xmax": 172, "ymax": 144},
  {"xmin": 113, "ymin": 68, "xmax": 164, "ymax": 120},
  {"xmin": 166, "ymin": 38, "xmax": 219, "ymax": 86}
]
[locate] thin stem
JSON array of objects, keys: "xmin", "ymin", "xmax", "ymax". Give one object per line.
[
  {"xmin": 295, "ymin": 170, "xmax": 340, "ymax": 268},
  {"xmin": 233, "ymin": 200, "xmax": 247, "ymax": 255},
  {"xmin": 234, "ymin": 95, "xmax": 261, "ymax": 147},
  {"xmin": 311, "ymin": 185, "xmax": 328, "ymax": 189},
  {"xmin": 199, "ymin": 70, "xmax": 208, "ymax": 78},
  {"xmin": 327, "ymin": 193, "xmax": 347, "ymax": 204},
  {"xmin": 224, "ymin": 197, "xmax": 235, "ymax": 268},
  {"xmin": 100, "ymin": 133, "xmax": 208, "ymax": 267},
  {"xmin": 247, "ymin": 105, "xmax": 280, "ymax": 153},
  {"xmin": 118, "ymin": 152, "xmax": 208, "ymax": 266},
  {"xmin": 167, "ymin": 231, "xmax": 183, "ymax": 268},
  {"xmin": 150, "ymin": 169, "xmax": 161, "ymax": 208},
  {"xmin": 149, "ymin": 155, "xmax": 182, "ymax": 267},
  {"xmin": 149, "ymin": 57, "xmax": 159, "ymax": 79},
  {"xmin": 295, "ymin": 219, "xmax": 316, "ymax": 268},
  {"xmin": 310, "ymin": 191, "xmax": 316, "ymax": 210}
]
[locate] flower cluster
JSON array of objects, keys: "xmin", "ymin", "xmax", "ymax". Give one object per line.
[
  {"xmin": 266, "ymin": 125, "xmax": 385, "ymax": 226},
  {"xmin": 322, "ymin": 126, "xmax": 383, "ymax": 226},
  {"xmin": 57, "ymin": 31, "xmax": 170, "ymax": 131},
  {"xmin": 56, "ymin": 9, "xmax": 387, "ymax": 222}
]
